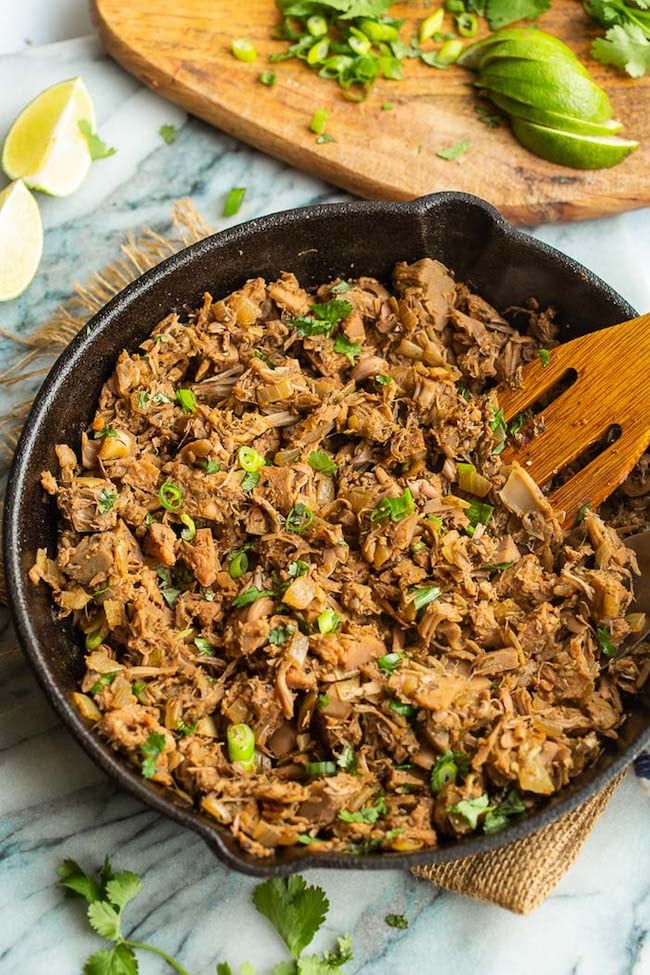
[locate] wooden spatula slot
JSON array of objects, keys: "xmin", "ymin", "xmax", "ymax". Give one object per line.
[{"xmin": 499, "ymin": 314, "xmax": 650, "ymax": 526}]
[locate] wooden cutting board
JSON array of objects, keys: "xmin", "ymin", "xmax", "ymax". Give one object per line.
[{"xmin": 92, "ymin": 0, "xmax": 650, "ymax": 225}]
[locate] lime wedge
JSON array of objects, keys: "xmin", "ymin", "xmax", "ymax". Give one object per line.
[
  {"xmin": 478, "ymin": 62, "xmax": 613, "ymax": 123},
  {"xmin": 486, "ymin": 92, "xmax": 623, "ymax": 137},
  {"xmin": 0, "ymin": 180, "xmax": 43, "ymax": 301},
  {"xmin": 479, "ymin": 42, "xmax": 590, "ymax": 77},
  {"xmin": 459, "ymin": 28, "xmax": 585, "ymax": 70},
  {"xmin": 2, "ymin": 77, "xmax": 95, "ymax": 197},
  {"xmin": 510, "ymin": 118, "xmax": 639, "ymax": 169}
]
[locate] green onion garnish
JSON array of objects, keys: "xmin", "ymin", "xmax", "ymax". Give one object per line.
[
  {"xmin": 538, "ymin": 348, "xmax": 551, "ymax": 366},
  {"xmin": 238, "ymin": 445, "xmax": 266, "ymax": 472},
  {"xmin": 377, "ymin": 652, "xmax": 404, "ymax": 674},
  {"xmin": 310, "ymin": 106, "xmax": 329, "ymax": 134},
  {"xmin": 223, "ymin": 186, "xmax": 247, "ymax": 216},
  {"xmin": 456, "ymin": 12, "xmax": 478, "ymax": 36},
  {"xmin": 430, "ymin": 750, "xmax": 470, "ymax": 794},
  {"xmin": 180, "ymin": 513, "xmax": 196, "ymax": 541},
  {"xmin": 90, "ymin": 671, "xmax": 119, "ymax": 696},
  {"xmin": 577, "ymin": 502, "xmax": 591, "ymax": 523},
  {"xmin": 317, "ymin": 607, "xmax": 341, "ymax": 634},
  {"xmin": 158, "ymin": 482, "xmax": 183, "ymax": 511},
  {"xmin": 306, "ymin": 761, "xmax": 337, "ymax": 777},
  {"xmin": 375, "ymin": 374, "xmax": 392, "ymax": 385},
  {"xmin": 285, "ymin": 503, "xmax": 314, "ymax": 533},
  {"xmin": 411, "ymin": 585, "xmax": 442, "ymax": 613},
  {"xmin": 369, "ymin": 487, "xmax": 415, "ymax": 523},
  {"xmin": 231, "ymin": 38, "xmax": 257, "ymax": 63},
  {"xmin": 175, "ymin": 388, "xmax": 196, "ymax": 413},
  {"xmin": 420, "ymin": 8, "xmax": 445, "ymax": 42},
  {"xmin": 259, "ymin": 70, "xmax": 277, "ymax": 86},
  {"xmin": 85, "ymin": 630, "xmax": 104, "ymax": 651},
  {"xmin": 194, "ymin": 637, "xmax": 216, "ymax": 655},
  {"xmin": 596, "ymin": 626, "xmax": 616, "ymax": 656},
  {"xmin": 227, "ymin": 723, "xmax": 256, "ymax": 773},
  {"xmin": 228, "ymin": 549, "xmax": 249, "ymax": 579}
]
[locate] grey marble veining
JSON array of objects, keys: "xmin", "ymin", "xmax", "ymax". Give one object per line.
[{"xmin": 0, "ymin": 21, "xmax": 649, "ymax": 975}]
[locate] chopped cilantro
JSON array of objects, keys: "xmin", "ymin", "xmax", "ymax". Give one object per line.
[
  {"xmin": 333, "ymin": 333, "xmax": 361, "ymax": 363},
  {"xmin": 538, "ymin": 347, "xmax": 551, "ymax": 366},
  {"xmin": 486, "ymin": 0, "xmax": 550, "ymax": 30},
  {"xmin": 97, "ymin": 488, "xmax": 117, "ymax": 515},
  {"xmin": 78, "ymin": 119, "xmax": 117, "ymax": 160},
  {"xmin": 288, "ymin": 299, "xmax": 353, "ymax": 336},
  {"xmin": 385, "ymin": 913, "xmax": 408, "ymax": 929},
  {"xmin": 159, "ymin": 123, "xmax": 177, "ymax": 144},
  {"xmin": 140, "ymin": 732, "xmax": 165, "ymax": 779}
]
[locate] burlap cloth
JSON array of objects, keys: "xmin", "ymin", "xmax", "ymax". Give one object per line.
[{"xmin": 0, "ymin": 200, "xmax": 628, "ymax": 914}]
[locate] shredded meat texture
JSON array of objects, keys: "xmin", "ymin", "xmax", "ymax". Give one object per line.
[{"xmin": 32, "ymin": 259, "xmax": 649, "ymax": 859}]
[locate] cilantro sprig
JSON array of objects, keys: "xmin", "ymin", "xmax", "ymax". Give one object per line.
[{"xmin": 60, "ymin": 858, "xmax": 354, "ymax": 974}]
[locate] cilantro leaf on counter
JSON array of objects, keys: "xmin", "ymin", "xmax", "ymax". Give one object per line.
[
  {"xmin": 159, "ymin": 123, "xmax": 177, "ymax": 144},
  {"xmin": 253, "ymin": 876, "xmax": 329, "ymax": 958},
  {"xmin": 78, "ymin": 120, "xmax": 117, "ymax": 160}
]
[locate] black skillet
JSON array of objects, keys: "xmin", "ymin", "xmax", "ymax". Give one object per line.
[{"xmin": 5, "ymin": 192, "xmax": 649, "ymax": 876}]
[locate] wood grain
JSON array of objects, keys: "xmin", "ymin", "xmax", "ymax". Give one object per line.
[
  {"xmin": 499, "ymin": 314, "xmax": 650, "ymax": 524},
  {"xmin": 91, "ymin": 0, "xmax": 650, "ymax": 224}
]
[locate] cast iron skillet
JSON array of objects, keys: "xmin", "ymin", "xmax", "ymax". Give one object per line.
[{"xmin": 5, "ymin": 191, "xmax": 649, "ymax": 877}]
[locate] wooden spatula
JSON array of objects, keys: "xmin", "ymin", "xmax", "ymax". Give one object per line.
[{"xmin": 498, "ymin": 314, "xmax": 650, "ymax": 526}]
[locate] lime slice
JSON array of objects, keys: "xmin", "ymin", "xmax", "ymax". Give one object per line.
[
  {"xmin": 0, "ymin": 180, "xmax": 43, "ymax": 301},
  {"xmin": 478, "ymin": 62, "xmax": 613, "ymax": 123},
  {"xmin": 510, "ymin": 118, "xmax": 639, "ymax": 169},
  {"xmin": 2, "ymin": 77, "xmax": 95, "ymax": 197},
  {"xmin": 486, "ymin": 92, "xmax": 623, "ymax": 137},
  {"xmin": 479, "ymin": 42, "xmax": 590, "ymax": 77},
  {"xmin": 459, "ymin": 28, "xmax": 584, "ymax": 70}
]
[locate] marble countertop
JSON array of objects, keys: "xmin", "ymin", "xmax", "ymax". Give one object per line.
[{"xmin": 1, "ymin": 5, "xmax": 648, "ymax": 974}]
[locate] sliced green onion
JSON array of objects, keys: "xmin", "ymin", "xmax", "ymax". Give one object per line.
[
  {"xmin": 259, "ymin": 70, "xmax": 277, "ymax": 86},
  {"xmin": 180, "ymin": 513, "xmax": 196, "ymax": 541},
  {"xmin": 369, "ymin": 487, "xmax": 415, "ymax": 523},
  {"xmin": 224, "ymin": 187, "xmax": 247, "ymax": 217},
  {"xmin": 466, "ymin": 499, "xmax": 494, "ymax": 532},
  {"xmin": 538, "ymin": 348, "xmax": 551, "ymax": 366},
  {"xmin": 194, "ymin": 637, "xmax": 216, "ymax": 656},
  {"xmin": 310, "ymin": 106, "xmax": 329, "ymax": 134},
  {"xmin": 427, "ymin": 514, "xmax": 442, "ymax": 531},
  {"xmin": 286, "ymin": 503, "xmax": 314, "ymax": 533},
  {"xmin": 238, "ymin": 445, "xmax": 266, "ymax": 472},
  {"xmin": 175, "ymin": 388, "xmax": 196, "ymax": 413},
  {"xmin": 232, "ymin": 586, "xmax": 271, "ymax": 608},
  {"xmin": 411, "ymin": 585, "xmax": 442, "ymax": 613},
  {"xmin": 227, "ymin": 723, "xmax": 256, "ymax": 772},
  {"xmin": 229, "ymin": 549, "xmax": 249, "ymax": 579},
  {"xmin": 437, "ymin": 38, "xmax": 464, "ymax": 64},
  {"xmin": 381, "ymin": 102, "xmax": 394, "ymax": 111},
  {"xmin": 159, "ymin": 482, "xmax": 183, "ymax": 511},
  {"xmin": 231, "ymin": 38, "xmax": 257, "ymax": 63},
  {"xmin": 306, "ymin": 14, "xmax": 328, "ymax": 36},
  {"xmin": 377, "ymin": 652, "xmax": 404, "ymax": 674},
  {"xmin": 456, "ymin": 12, "xmax": 478, "ymax": 36},
  {"xmin": 317, "ymin": 607, "xmax": 341, "ymax": 634},
  {"xmin": 307, "ymin": 38, "xmax": 330, "ymax": 65},
  {"xmin": 348, "ymin": 27, "xmax": 372, "ymax": 55},
  {"xmin": 358, "ymin": 17, "xmax": 400, "ymax": 42},
  {"xmin": 90, "ymin": 671, "xmax": 118, "ymax": 696},
  {"xmin": 430, "ymin": 750, "xmax": 469, "ymax": 793},
  {"xmin": 308, "ymin": 449, "xmax": 337, "ymax": 477},
  {"xmin": 420, "ymin": 8, "xmax": 445, "ymax": 42},
  {"xmin": 306, "ymin": 761, "xmax": 337, "ymax": 776},
  {"xmin": 577, "ymin": 502, "xmax": 591, "ymax": 523},
  {"xmin": 375, "ymin": 374, "xmax": 392, "ymax": 385},
  {"xmin": 85, "ymin": 629, "xmax": 104, "ymax": 651},
  {"xmin": 457, "ymin": 461, "xmax": 492, "ymax": 498}
]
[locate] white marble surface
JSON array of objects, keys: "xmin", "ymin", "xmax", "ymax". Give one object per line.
[{"xmin": 0, "ymin": 6, "xmax": 649, "ymax": 974}]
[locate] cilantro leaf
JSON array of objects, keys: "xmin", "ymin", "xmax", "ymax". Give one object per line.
[
  {"xmin": 139, "ymin": 731, "xmax": 166, "ymax": 779},
  {"xmin": 105, "ymin": 872, "xmax": 142, "ymax": 910},
  {"xmin": 385, "ymin": 914, "xmax": 408, "ymax": 929},
  {"xmin": 159, "ymin": 123, "xmax": 177, "ymax": 144},
  {"xmin": 87, "ymin": 900, "xmax": 122, "ymax": 941},
  {"xmin": 333, "ymin": 334, "xmax": 361, "ymax": 363},
  {"xmin": 253, "ymin": 876, "xmax": 329, "ymax": 959},
  {"xmin": 288, "ymin": 300, "xmax": 352, "ymax": 337},
  {"xmin": 79, "ymin": 120, "xmax": 117, "ymax": 160},
  {"xmin": 486, "ymin": 0, "xmax": 550, "ymax": 30},
  {"xmin": 216, "ymin": 965, "xmax": 235, "ymax": 975},
  {"xmin": 448, "ymin": 793, "xmax": 491, "ymax": 829},
  {"xmin": 58, "ymin": 859, "xmax": 104, "ymax": 903},
  {"xmin": 591, "ymin": 23, "xmax": 650, "ymax": 76},
  {"xmin": 83, "ymin": 944, "xmax": 138, "ymax": 975},
  {"xmin": 483, "ymin": 788, "xmax": 526, "ymax": 833}
]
